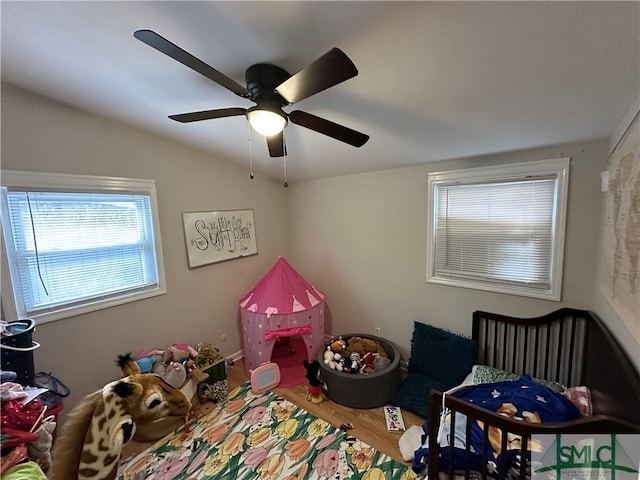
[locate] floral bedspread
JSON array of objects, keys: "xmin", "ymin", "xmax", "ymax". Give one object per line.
[{"xmin": 118, "ymin": 382, "xmax": 415, "ymax": 480}]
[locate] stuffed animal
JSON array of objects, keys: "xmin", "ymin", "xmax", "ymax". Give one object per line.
[
  {"xmin": 134, "ymin": 356, "xmax": 157, "ymax": 373},
  {"xmin": 323, "ymin": 346, "xmax": 336, "ymax": 366},
  {"xmin": 347, "ymin": 336, "xmax": 388, "ymax": 358},
  {"xmin": 165, "ymin": 343, "xmax": 197, "ymax": 363},
  {"xmin": 163, "ymin": 342, "xmax": 209, "ymax": 382},
  {"xmin": 330, "ymin": 337, "xmax": 347, "ymax": 354},
  {"xmin": 194, "ymin": 343, "xmax": 222, "ymax": 369},
  {"xmin": 134, "ymin": 349, "xmax": 165, "ymax": 375},
  {"xmin": 348, "ymin": 352, "xmax": 361, "ymax": 374},
  {"xmin": 323, "ymin": 346, "xmax": 344, "ymax": 371},
  {"xmin": 360, "ymin": 351, "xmax": 376, "ymax": 373},
  {"xmin": 303, "ymin": 360, "xmax": 324, "ymax": 404},
  {"xmin": 373, "ymin": 356, "xmax": 391, "ymax": 371},
  {"xmin": 163, "ymin": 362, "xmax": 187, "ymax": 388}
]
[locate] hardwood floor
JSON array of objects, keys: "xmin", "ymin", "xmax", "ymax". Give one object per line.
[{"xmin": 122, "ymin": 358, "xmax": 425, "ymax": 465}]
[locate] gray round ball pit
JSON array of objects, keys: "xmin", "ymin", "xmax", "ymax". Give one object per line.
[{"xmin": 317, "ymin": 334, "xmax": 402, "ymax": 409}]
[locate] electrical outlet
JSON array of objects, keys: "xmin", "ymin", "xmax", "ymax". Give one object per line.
[
  {"xmin": 374, "ymin": 326, "xmax": 381, "ymax": 336},
  {"xmin": 220, "ymin": 333, "xmax": 228, "ymax": 343}
]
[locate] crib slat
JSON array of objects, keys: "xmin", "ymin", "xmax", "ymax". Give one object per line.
[
  {"xmin": 499, "ymin": 431, "xmax": 508, "ymax": 479},
  {"xmin": 449, "ymin": 410, "xmax": 456, "ymax": 477},
  {"xmin": 428, "ymin": 392, "xmax": 440, "ymax": 479},
  {"xmin": 522, "ymin": 326, "xmax": 529, "ymax": 374},
  {"xmin": 482, "ymin": 423, "xmax": 490, "ymax": 480},
  {"xmin": 484, "ymin": 319, "xmax": 490, "ymax": 365},
  {"xmin": 491, "ymin": 322, "xmax": 499, "ymax": 366},
  {"xmin": 512, "ymin": 324, "xmax": 518, "ymax": 373},
  {"xmin": 556, "ymin": 318, "xmax": 564, "ymax": 381},
  {"xmin": 533, "ymin": 324, "xmax": 540, "ymax": 378},
  {"xmin": 520, "ymin": 434, "xmax": 529, "ymax": 480},
  {"xmin": 567, "ymin": 315, "xmax": 577, "ymax": 385},
  {"xmin": 465, "ymin": 415, "xmax": 472, "ymax": 479},
  {"xmin": 544, "ymin": 322, "xmax": 552, "ymax": 379},
  {"xmin": 502, "ymin": 324, "xmax": 509, "ymax": 370}
]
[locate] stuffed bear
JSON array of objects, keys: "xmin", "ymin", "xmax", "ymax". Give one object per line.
[
  {"xmin": 347, "ymin": 336, "xmax": 388, "ymax": 358},
  {"xmin": 303, "ymin": 359, "xmax": 324, "ymax": 404}
]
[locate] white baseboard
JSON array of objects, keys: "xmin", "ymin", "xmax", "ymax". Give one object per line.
[{"xmin": 228, "ymin": 350, "xmax": 244, "ymax": 364}]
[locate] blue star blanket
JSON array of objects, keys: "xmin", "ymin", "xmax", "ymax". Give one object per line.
[{"xmin": 412, "ymin": 375, "xmax": 581, "ymax": 478}]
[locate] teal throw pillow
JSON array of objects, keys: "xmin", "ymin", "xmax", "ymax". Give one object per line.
[{"xmin": 408, "ymin": 321, "xmax": 478, "ymax": 388}]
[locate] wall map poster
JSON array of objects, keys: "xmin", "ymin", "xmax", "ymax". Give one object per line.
[
  {"xmin": 598, "ymin": 134, "xmax": 639, "ymax": 343},
  {"xmin": 182, "ymin": 209, "xmax": 257, "ymax": 268}
]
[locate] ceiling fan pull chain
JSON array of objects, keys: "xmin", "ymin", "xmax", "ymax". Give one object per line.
[
  {"xmin": 282, "ymin": 133, "xmax": 288, "ymax": 188},
  {"xmin": 247, "ymin": 122, "xmax": 254, "ymax": 180}
]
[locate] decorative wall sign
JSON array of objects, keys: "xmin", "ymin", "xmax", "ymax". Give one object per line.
[{"xmin": 182, "ymin": 209, "xmax": 257, "ymax": 268}]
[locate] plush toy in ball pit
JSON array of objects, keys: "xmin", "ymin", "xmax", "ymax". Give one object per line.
[
  {"xmin": 360, "ymin": 351, "xmax": 376, "ymax": 373},
  {"xmin": 303, "ymin": 359, "xmax": 324, "ymax": 404},
  {"xmin": 323, "ymin": 346, "xmax": 346, "ymax": 372},
  {"xmin": 346, "ymin": 336, "xmax": 388, "ymax": 358},
  {"xmin": 330, "ymin": 337, "xmax": 347, "ymax": 354}
]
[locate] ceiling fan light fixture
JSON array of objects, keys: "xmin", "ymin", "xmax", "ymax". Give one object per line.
[
  {"xmin": 247, "ymin": 107, "xmax": 287, "ymax": 137},
  {"xmin": 135, "ymin": 31, "xmax": 368, "ymax": 156}
]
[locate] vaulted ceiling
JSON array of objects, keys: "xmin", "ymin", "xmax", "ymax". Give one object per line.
[{"xmin": 2, "ymin": 2, "xmax": 638, "ymax": 182}]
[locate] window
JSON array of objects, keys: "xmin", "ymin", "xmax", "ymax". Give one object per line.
[
  {"xmin": 426, "ymin": 158, "xmax": 569, "ymax": 300},
  {"xmin": 1, "ymin": 171, "xmax": 166, "ymax": 324}
]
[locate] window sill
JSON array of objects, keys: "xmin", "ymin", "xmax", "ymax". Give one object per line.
[
  {"xmin": 427, "ymin": 275, "xmax": 560, "ymax": 301},
  {"xmin": 26, "ymin": 286, "xmax": 167, "ymax": 325}
]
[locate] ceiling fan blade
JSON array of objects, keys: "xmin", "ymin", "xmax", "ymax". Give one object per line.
[
  {"xmin": 169, "ymin": 107, "xmax": 247, "ymax": 123},
  {"xmin": 266, "ymin": 132, "xmax": 286, "ymax": 157},
  {"xmin": 134, "ymin": 29, "xmax": 252, "ymax": 99},
  {"xmin": 276, "ymin": 48, "xmax": 358, "ymax": 104},
  {"xmin": 289, "ymin": 110, "xmax": 369, "ymax": 147}
]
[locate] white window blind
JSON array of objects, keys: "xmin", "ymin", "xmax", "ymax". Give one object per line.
[
  {"xmin": 427, "ymin": 158, "xmax": 569, "ymax": 300},
  {"xmin": 1, "ymin": 171, "xmax": 166, "ymax": 323}
]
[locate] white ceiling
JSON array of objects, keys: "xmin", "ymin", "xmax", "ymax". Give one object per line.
[{"xmin": 2, "ymin": 1, "xmax": 639, "ymax": 183}]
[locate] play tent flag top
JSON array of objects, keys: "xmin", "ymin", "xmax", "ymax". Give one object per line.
[
  {"xmin": 239, "ymin": 256, "xmax": 325, "ymax": 383},
  {"xmin": 239, "ymin": 256, "xmax": 324, "ymax": 316}
]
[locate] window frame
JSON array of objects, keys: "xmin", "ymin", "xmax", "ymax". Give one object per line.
[
  {"xmin": 1, "ymin": 170, "xmax": 167, "ymax": 324},
  {"xmin": 426, "ymin": 157, "xmax": 570, "ymax": 300}
]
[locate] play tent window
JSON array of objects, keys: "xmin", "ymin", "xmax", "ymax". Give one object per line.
[
  {"xmin": 426, "ymin": 158, "xmax": 569, "ymax": 300},
  {"xmin": 1, "ymin": 171, "xmax": 167, "ymax": 324}
]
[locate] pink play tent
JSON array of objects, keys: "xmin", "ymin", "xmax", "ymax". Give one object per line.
[{"xmin": 239, "ymin": 256, "xmax": 325, "ymax": 386}]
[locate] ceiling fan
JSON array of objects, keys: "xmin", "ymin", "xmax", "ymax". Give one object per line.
[{"xmin": 134, "ymin": 30, "xmax": 369, "ymax": 157}]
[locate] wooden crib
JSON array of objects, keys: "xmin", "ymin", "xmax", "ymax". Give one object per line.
[{"xmin": 425, "ymin": 308, "xmax": 640, "ymax": 479}]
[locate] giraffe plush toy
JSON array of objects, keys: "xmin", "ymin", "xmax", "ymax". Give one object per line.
[{"xmin": 50, "ymin": 354, "xmax": 191, "ymax": 480}]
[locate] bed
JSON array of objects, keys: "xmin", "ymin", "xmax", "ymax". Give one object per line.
[{"xmin": 413, "ymin": 308, "xmax": 640, "ymax": 479}]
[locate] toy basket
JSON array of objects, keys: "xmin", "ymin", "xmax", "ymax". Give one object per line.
[
  {"xmin": 194, "ymin": 344, "xmax": 228, "ymax": 403},
  {"xmin": 202, "ymin": 359, "xmax": 226, "ymax": 384},
  {"xmin": 34, "ymin": 371, "xmax": 70, "ymax": 408},
  {"xmin": 194, "ymin": 343, "xmax": 226, "ymax": 384}
]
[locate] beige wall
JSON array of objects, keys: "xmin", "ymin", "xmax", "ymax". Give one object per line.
[
  {"xmin": 2, "ymin": 82, "xmax": 636, "ymax": 417},
  {"xmin": 288, "ymin": 141, "xmax": 607, "ymax": 363},
  {"xmin": 1, "ymin": 83, "xmax": 290, "ymax": 412}
]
